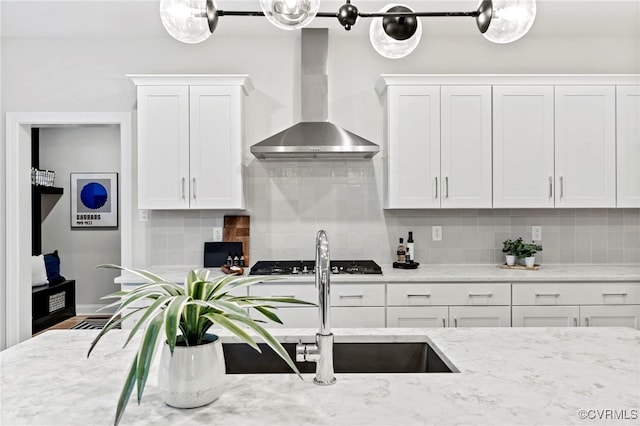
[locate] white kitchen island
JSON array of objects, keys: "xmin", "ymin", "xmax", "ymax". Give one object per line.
[{"xmin": 1, "ymin": 327, "xmax": 639, "ymax": 425}]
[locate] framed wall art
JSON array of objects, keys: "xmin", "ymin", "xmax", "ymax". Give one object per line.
[{"xmin": 70, "ymin": 172, "xmax": 118, "ymax": 229}]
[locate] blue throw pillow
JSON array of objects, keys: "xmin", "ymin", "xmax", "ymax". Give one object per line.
[{"xmin": 43, "ymin": 250, "xmax": 65, "ymax": 285}]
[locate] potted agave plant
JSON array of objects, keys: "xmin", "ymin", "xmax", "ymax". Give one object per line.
[{"xmin": 88, "ymin": 265, "xmax": 315, "ymax": 426}]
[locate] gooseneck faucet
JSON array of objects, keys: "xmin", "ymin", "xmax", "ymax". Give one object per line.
[{"xmin": 296, "ymin": 230, "xmax": 336, "ymax": 385}]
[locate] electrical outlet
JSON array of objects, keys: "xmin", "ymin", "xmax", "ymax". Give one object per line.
[
  {"xmin": 213, "ymin": 227, "xmax": 223, "ymax": 242},
  {"xmin": 532, "ymin": 226, "xmax": 542, "ymax": 241},
  {"xmin": 138, "ymin": 209, "xmax": 148, "ymax": 222},
  {"xmin": 432, "ymin": 226, "xmax": 442, "ymax": 241}
]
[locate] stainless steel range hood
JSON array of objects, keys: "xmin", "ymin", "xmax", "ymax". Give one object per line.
[{"xmin": 251, "ymin": 28, "xmax": 379, "ymax": 160}]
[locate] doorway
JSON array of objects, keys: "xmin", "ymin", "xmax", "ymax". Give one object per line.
[{"xmin": 3, "ymin": 112, "xmax": 132, "ymax": 349}]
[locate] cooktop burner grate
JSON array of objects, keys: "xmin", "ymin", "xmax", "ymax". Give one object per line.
[{"xmin": 249, "ymin": 260, "xmax": 382, "ymax": 275}]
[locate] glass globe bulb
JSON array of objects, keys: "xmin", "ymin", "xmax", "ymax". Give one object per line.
[
  {"xmin": 369, "ymin": 4, "xmax": 422, "ymax": 59},
  {"xmin": 483, "ymin": 0, "xmax": 536, "ymax": 44},
  {"xmin": 160, "ymin": 0, "xmax": 212, "ymax": 44},
  {"xmin": 259, "ymin": 0, "xmax": 321, "ymax": 30}
]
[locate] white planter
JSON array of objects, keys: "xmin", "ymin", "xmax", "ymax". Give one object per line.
[
  {"xmin": 505, "ymin": 255, "xmax": 516, "ymax": 266},
  {"xmin": 524, "ymin": 257, "xmax": 535, "ymax": 268},
  {"xmin": 158, "ymin": 335, "xmax": 226, "ymax": 408}
]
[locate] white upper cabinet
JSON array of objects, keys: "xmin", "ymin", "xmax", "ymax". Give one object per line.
[
  {"xmin": 440, "ymin": 86, "xmax": 492, "ymax": 208},
  {"xmin": 385, "ymin": 85, "xmax": 440, "ymax": 208},
  {"xmin": 616, "ymin": 86, "xmax": 640, "ymax": 207},
  {"xmin": 131, "ymin": 75, "xmax": 251, "ymax": 210},
  {"xmin": 493, "ymin": 86, "xmax": 555, "ymax": 208},
  {"xmin": 554, "ymin": 86, "xmax": 616, "ymax": 208},
  {"xmin": 383, "ymin": 84, "xmax": 491, "ymax": 209}
]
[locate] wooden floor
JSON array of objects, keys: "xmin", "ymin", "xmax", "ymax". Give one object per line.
[{"xmin": 33, "ymin": 315, "xmax": 111, "ymax": 336}]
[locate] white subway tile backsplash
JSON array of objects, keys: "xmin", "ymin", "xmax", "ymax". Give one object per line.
[{"xmin": 145, "ymin": 161, "xmax": 640, "ymax": 267}]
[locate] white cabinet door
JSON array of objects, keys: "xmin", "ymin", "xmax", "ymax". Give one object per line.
[
  {"xmin": 512, "ymin": 306, "xmax": 580, "ymax": 327},
  {"xmin": 332, "ymin": 307, "xmax": 386, "ymax": 328},
  {"xmin": 385, "ymin": 86, "xmax": 440, "ymax": 208},
  {"xmin": 189, "ymin": 86, "xmax": 245, "ymax": 209},
  {"xmin": 252, "ymin": 307, "xmax": 317, "ymax": 328},
  {"xmin": 449, "ymin": 306, "xmax": 511, "ymax": 327},
  {"xmin": 440, "ymin": 86, "xmax": 492, "ymax": 208},
  {"xmin": 616, "ymin": 86, "xmax": 640, "ymax": 207},
  {"xmin": 555, "ymin": 86, "xmax": 616, "ymax": 207},
  {"xmin": 387, "ymin": 306, "xmax": 448, "ymax": 328},
  {"xmin": 580, "ymin": 305, "xmax": 640, "ymax": 329},
  {"xmin": 493, "ymin": 86, "xmax": 555, "ymax": 208},
  {"xmin": 137, "ymin": 86, "xmax": 190, "ymax": 209}
]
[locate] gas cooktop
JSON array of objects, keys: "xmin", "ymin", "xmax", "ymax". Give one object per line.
[{"xmin": 249, "ymin": 260, "xmax": 382, "ymax": 275}]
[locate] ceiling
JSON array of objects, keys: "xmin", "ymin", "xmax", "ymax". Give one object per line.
[{"xmin": 1, "ymin": 0, "xmax": 638, "ymax": 38}]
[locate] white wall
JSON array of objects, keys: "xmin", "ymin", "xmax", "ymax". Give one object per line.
[{"xmin": 39, "ymin": 126, "xmax": 121, "ymax": 312}]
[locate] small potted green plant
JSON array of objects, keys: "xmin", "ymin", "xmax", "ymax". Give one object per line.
[
  {"xmin": 502, "ymin": 237, "xmax": 523, "ymax": 266},
  {"xmin": 517, "ymin": 242, "xmax": 543, "ymax": 267},
  {"xmin": 88, "ymin": 265, "xmax": 315, "ymax": 426}
]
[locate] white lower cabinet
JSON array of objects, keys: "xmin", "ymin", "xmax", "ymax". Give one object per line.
[
  {"xmin": 512, "ymin": 282, "xmax": 640, "ymax": 329},
  {"xmin": 386, "ymin": 283, "xmax": 511, "ymax": 327},
  {"xmin": 248, "ymin": 283, "xmax": 385, "ymax": 328}
]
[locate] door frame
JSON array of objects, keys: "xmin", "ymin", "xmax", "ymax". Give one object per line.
[{"xmin": 3, "ymin": 112, "xmax": 132, "ymax": 349}]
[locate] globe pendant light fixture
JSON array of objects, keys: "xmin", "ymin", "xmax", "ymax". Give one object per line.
[
  {"xmin": 160, "ymin": 0, "xmax": 217, "ymax": 44},
  {"xmin": 369, "ymin": 4, "xmax": 422, "ymax": 59},
  {"xmin": 483, "ymin": 0, "xmax": 536, "ymax": 43},
  {"xmin": 158, "ymin": 1, "xmax": 538, "ymax": 56},
  {"xmin": 259, "ymin": 0, "xmax": 321, "ymax": 30}
]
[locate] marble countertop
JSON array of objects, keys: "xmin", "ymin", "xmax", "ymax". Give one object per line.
[
  {"xmin": 116, "ymin": 264, "xmax": 640, "ymax": 284},
  {"xmin": 1, "ymin": 327, "xmax": 639, "ymax": 425}
]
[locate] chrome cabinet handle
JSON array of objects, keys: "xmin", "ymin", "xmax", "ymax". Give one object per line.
[
  {"xmin": 192, "ymin": 177, "xmax": 197, "ymax": 199},
  {"xmin": 181, "ymin": 177, "xmax": 186, "ymax": 199},
  {"xmin": 559, "ymin": 176, "xmax": 564, "ymax": 199},
  {"xmin": 339, "ymin": 294, "xmax": 364, "ymax": 299},
  {"xmin": 602, "ymin": 292, "xmax": 628, "ymax": 296},
  {"xmin": 435, "ymin": 177, "xmax": 438, "ymax": 199},
  {"xmin": 445, "ymin": 177, "xmax": 449, "ymax": 198},
  {"xmin": 573, "ymin": 317, "xmax": 578, "ymax": 327},
  {"xmin": 535, "ymin": 293, "xmax": 560, "ymax": 297},
  {"xmin": 469, "ymin": 293, "xmax": 493, "ymax": 297},
  {"xmin": 548, "ymin": 176, "xmax": 553, "ymax": 199},
  {"xmin": 454, "ymin": 318, "xmax": 458, "ymax": 327},
  {"xmin": 585, "ymin": 317, "xmax": 590, "ymax": 327},
  {"xmin": 407, "ymin": 294, "xmax": 431, "ymax": 298},
  {"xmin": 442, "ymin": 318, "xmax": 446, "ymax": 327}
]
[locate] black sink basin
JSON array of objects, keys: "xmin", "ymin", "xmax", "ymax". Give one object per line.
[{"xmin": 223, "ymin": 341, "xmax": 455, "ymax": 374}]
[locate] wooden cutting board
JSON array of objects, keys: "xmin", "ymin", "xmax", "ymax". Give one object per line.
[{"xmin": 223, "ymin": 215, "xmax": 250, "ymax": 266}]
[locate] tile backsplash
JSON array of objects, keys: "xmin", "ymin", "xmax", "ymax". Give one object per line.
[{"xmin": 147, "ymin": 159, "xmax": 640, "ymax": 267}]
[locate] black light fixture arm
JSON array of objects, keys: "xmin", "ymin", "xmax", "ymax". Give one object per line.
[{"xmin": 212, "ymin": 0, "xmax": 493, "ymax": 35}]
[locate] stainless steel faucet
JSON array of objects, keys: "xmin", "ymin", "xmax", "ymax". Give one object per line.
[{"xmin": 296, "ymin": 230, "xmax": 336, "ymax": 385}]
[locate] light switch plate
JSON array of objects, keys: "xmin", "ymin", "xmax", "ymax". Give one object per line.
[
  {"xmin": 532, "ymin": 226, "xmax": 542, "ymax": 241},
  {"xmin": 432, "ymin": 226, "xmax": 442, "ymax": 241},
  {"xmin": 213, "ymin": 227, "xmax": 223, "ymax": 242}
]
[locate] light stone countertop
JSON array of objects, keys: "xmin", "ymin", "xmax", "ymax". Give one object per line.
[
  {"xmin": 116, "ymin": 264, "xmax": 640, "ymax": 284},
  {"xmin": 1, "ymin": 327, "xmax": 639, "ymax": 425}
]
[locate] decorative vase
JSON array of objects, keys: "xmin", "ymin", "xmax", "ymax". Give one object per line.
[
  {"xmin": 505, "ymin": 255, "xmax": 516, "ymax": 266},
  {"xmin": 158, "ymin": 334, "xmax": 226, "ymax": 408},
  {"xmin": 524, "ymin": 256, "xmax": 535, "ymax": 268}
]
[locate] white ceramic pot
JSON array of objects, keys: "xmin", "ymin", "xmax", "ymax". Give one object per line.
[
  {"xmin": 524, "ymin": 256, "xmax": 535, "ymax": 268},
  {"xmin": 505, "ymin": 255, "xmax": 516, "ymax": 266},
  {"xmin": 158, "ymin": 334, "xmax": 226, "ymax": 408}
]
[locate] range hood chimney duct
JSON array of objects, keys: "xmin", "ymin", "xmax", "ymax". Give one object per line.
[{"xmin": 251, "ymin": 28, "xmax": 380, "ymax": 160}]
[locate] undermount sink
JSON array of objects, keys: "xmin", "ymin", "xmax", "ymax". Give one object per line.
[{"xmin": 223, "ymin": 341, "xmax": 457, "ymax": 374}]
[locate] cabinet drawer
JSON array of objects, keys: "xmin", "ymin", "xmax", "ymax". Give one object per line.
[
  {"xmin": 512, "ymin": 282, "xmax": 640, "ymax": 305},
  {"xmin": 331, "ymin": 284, "xmax": 385, "ymax": 306},
  {"xmin": 249, "ymin": 283, "xmax": 316, "ymax": 306},
  {"xmin": 387, "ymin": 306, "xmax": 449, "ymax": 328},
  {"xmin": 387, "ymin": 283, "xmax": 510, "ymax": 306}
]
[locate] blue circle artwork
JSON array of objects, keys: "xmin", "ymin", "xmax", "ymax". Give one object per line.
[{"xmin": 80, "ymin": 182, "xmax": 108, "ymax": 210}]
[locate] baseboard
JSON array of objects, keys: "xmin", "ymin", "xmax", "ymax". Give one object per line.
[{"xmin": 76, "ymin": 304, "xmax": 116, "ymax": 316}]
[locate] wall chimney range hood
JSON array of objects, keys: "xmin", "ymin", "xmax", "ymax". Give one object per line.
[{"xmin": 250, "ymin": 28, "xmax": 379, "ymax": 160}]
